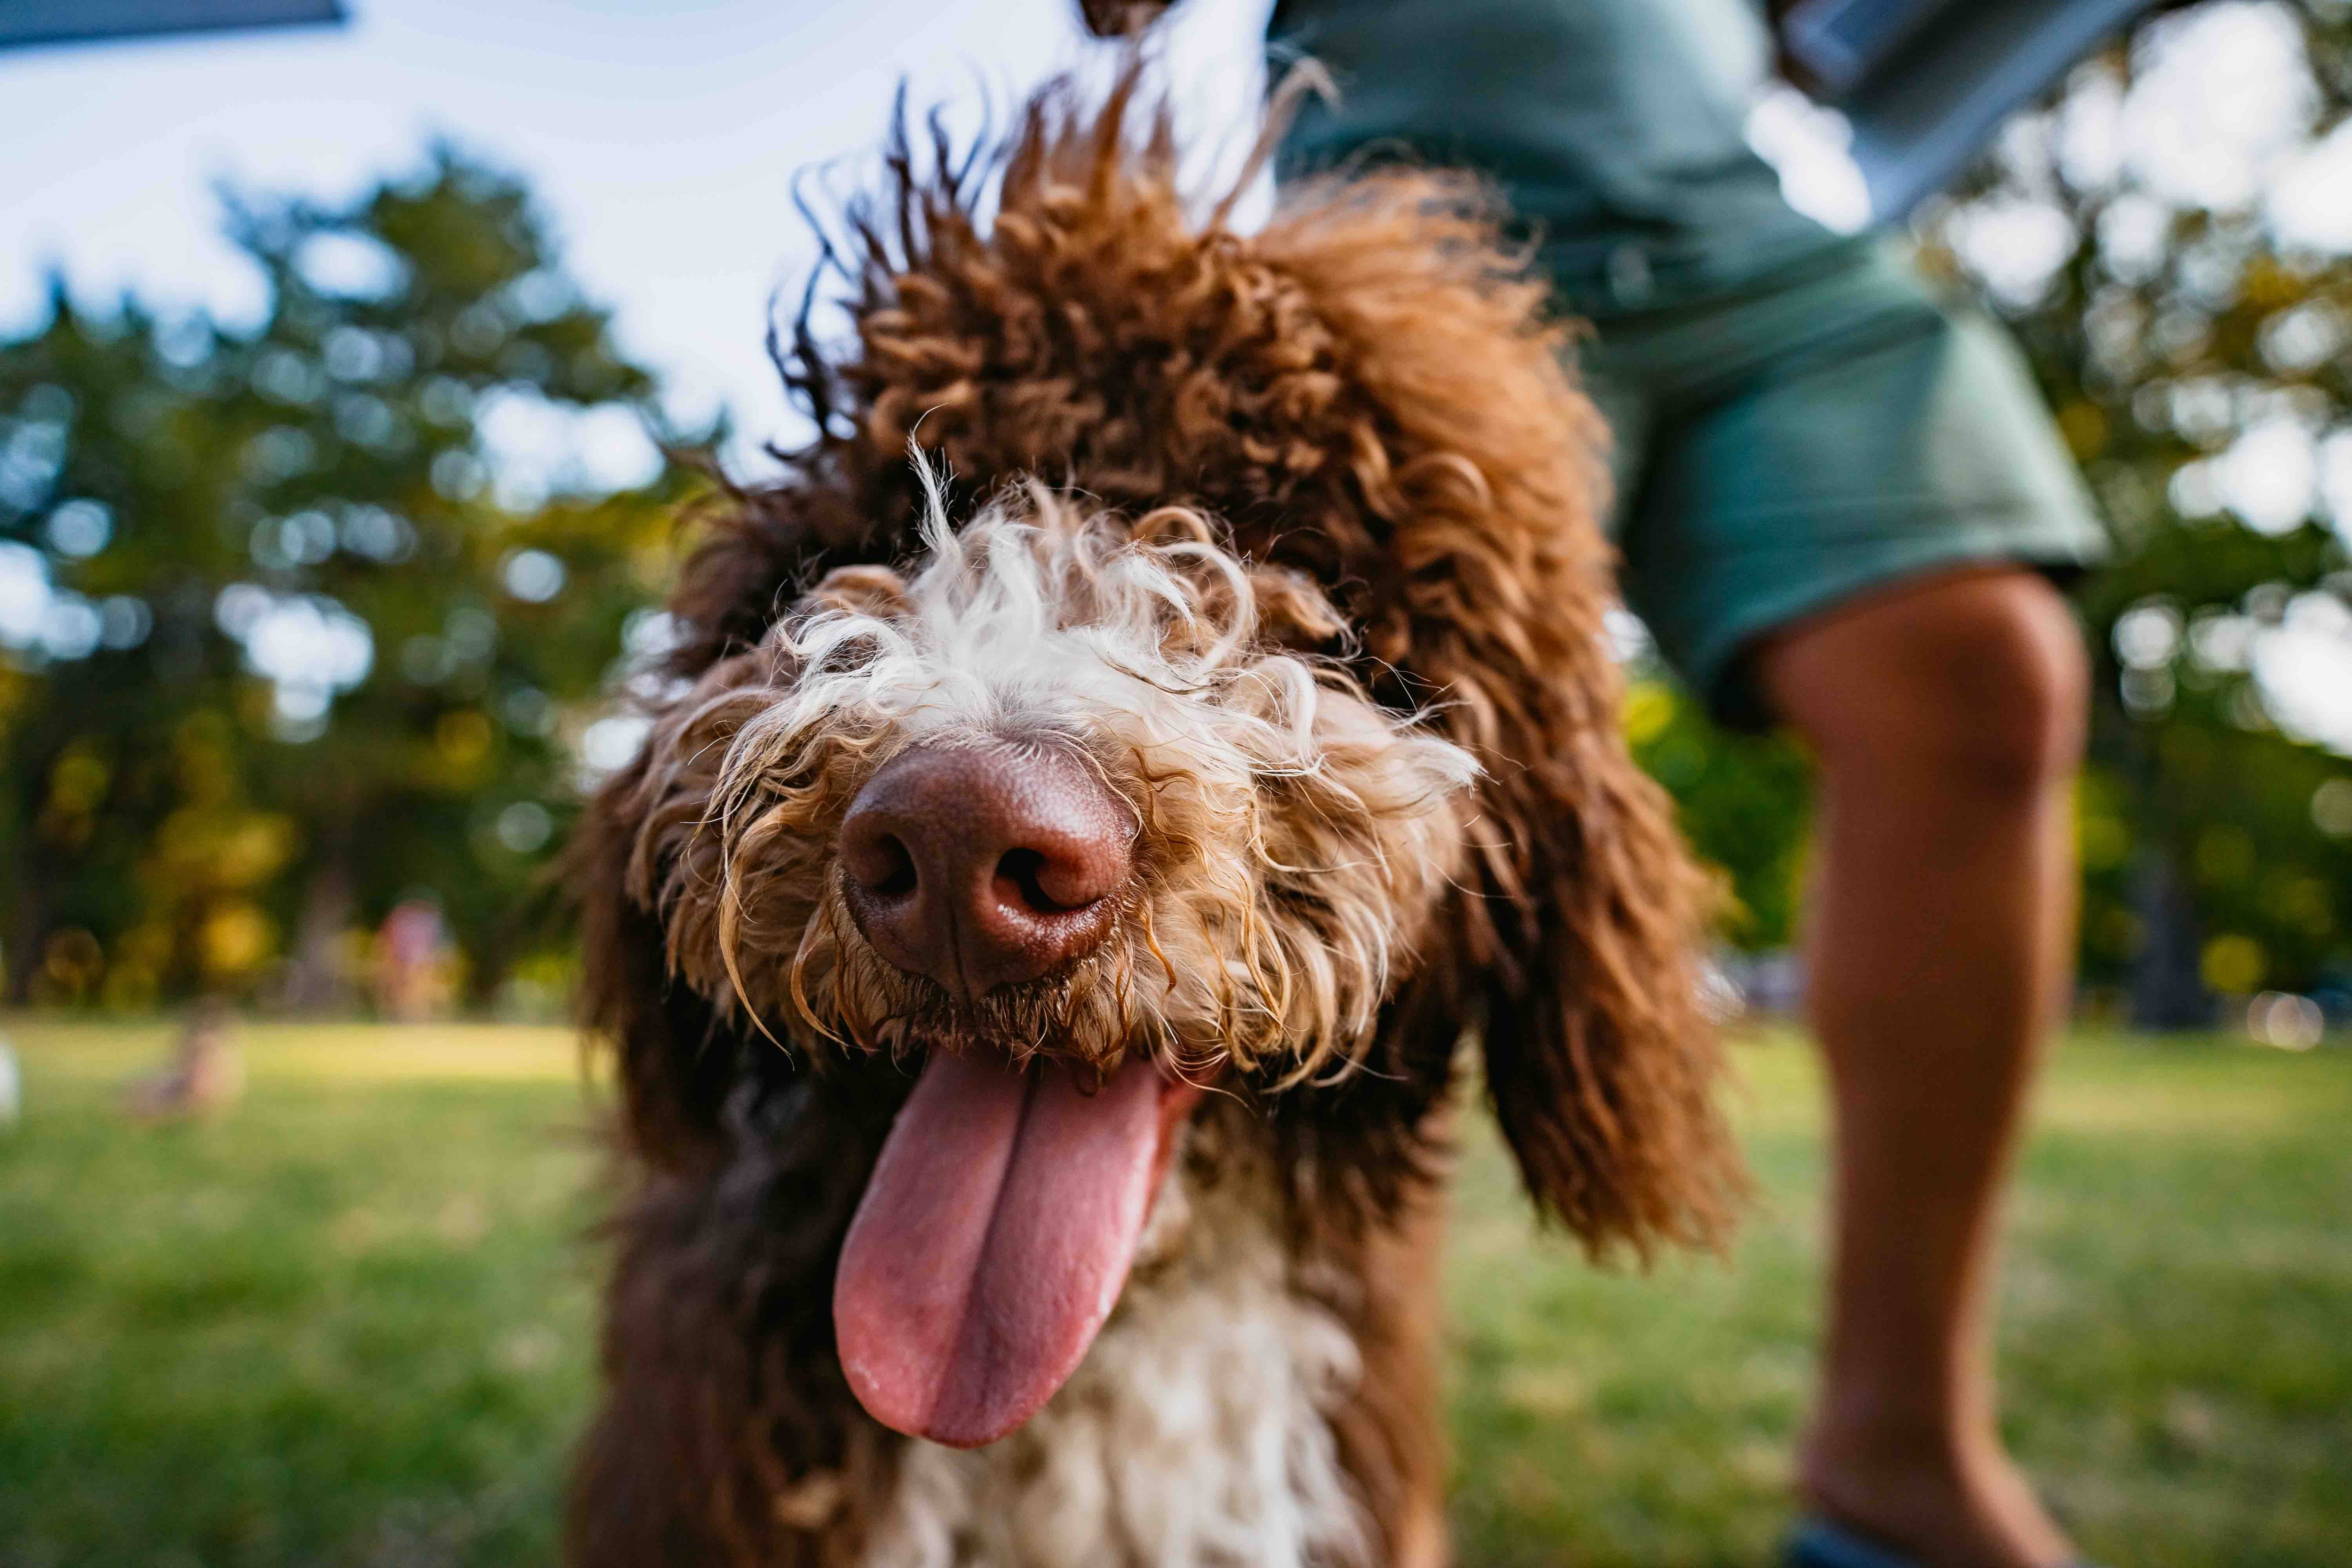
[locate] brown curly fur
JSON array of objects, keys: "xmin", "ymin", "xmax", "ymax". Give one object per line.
[{"xmin": 568, "ymin": 65, "xmax": 1740, "ymax": 1567}]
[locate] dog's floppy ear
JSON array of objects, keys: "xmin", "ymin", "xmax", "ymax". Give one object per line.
[
  {"xmin": 1249, "ymin": 174, "xmax": 1747, "ymax": 1257},
  {"xmin": 571, "ymin": 764, "xmax": 745, "ymax": 1170}
]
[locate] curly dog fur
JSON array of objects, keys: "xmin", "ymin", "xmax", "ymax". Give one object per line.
[{"xmin": 567, "ymin": 64, "xmax": 1740, "ymax": 1568}]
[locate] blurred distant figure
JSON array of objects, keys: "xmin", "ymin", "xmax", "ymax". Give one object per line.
[
  {"xmin": 0, "ymin": 1033, "xmax": 20, "ymax": 1128},
  {"xmin": 373, "ymin": 899, "xmax": 456, "ymax": 1022},
  {"xmin": 121, "ymin": 998, "xmax": 243, "ymax": 1122}
]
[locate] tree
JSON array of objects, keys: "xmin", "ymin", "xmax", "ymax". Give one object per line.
[
  {"xmin": 1621, "ymin": 674, "xmax": 1813, "ymax": 953},
  {"xmin": 0, "ymin": 146, "xmax": 701, "ymax": 1009}
]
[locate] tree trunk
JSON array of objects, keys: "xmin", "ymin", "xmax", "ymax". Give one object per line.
[
  {"xmin": 2127, "ymin": 846, "xmax": 2210, "ymax": 1031},
  {"xmin": 4, "ymin": 878, "xmax": 47, "ymax": 1006}
]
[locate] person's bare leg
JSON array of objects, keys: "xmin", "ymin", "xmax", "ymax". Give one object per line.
[{"xmin": 1756, "ymin": 566, "xmax": 2089, "ymax": 1568}]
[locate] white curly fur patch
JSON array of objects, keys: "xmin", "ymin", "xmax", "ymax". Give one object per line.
[{"xmin": 858, "ymin": 1126, "xmax": 1370, "ymax": 1568}]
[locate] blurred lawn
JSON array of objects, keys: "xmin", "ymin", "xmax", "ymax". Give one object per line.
[{"xmin": 1, "ymin": 1021, "xmax": 2346, "ymax": 1568}]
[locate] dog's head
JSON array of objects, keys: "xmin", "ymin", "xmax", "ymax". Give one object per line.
[{"xmin": 574, "ymin": 66, "xmax": 1740, "ymax": 1461}]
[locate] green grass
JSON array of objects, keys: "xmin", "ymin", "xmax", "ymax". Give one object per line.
[
  {"xmin": 2, "ymin": 1021, "xmax": 2347, "ymax": 1566},
  {"xmin": 0, "ymin": 1023, "xmax": 602, "ymax": 1568},
  {"xmin": 1447, "ymin": 1036, "xmax": 2352, "ymax": 1566}
]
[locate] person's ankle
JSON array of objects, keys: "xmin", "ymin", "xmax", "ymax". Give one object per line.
[{"xmin": 1798, "ymin": 1413, "xmax": 2076, "ymax": 1568}]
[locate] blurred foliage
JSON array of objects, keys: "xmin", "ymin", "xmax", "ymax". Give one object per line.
[
  {"xmin": 1929, "ymin": 0, "xmax": 2352, "ymax": 1006},
  {"xmin": 1635, "ymin": 0, "xmax": 2352, "ymax": 1016},
  {"xmin": 0, "ymin": 146, "xmax": 704, "ymax": 1010},
  {"xmin": 1622, "ymin": 678, "xmax": 1813, "ymax": 950}
]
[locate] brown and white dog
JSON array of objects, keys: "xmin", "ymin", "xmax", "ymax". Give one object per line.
[{"xmin": 566, "ymin": 70, "xmax": 1740, "ymax": 1568}]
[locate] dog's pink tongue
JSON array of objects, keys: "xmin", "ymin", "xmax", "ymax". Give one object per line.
[{"xmin": 834, "ymin": 1051, "xmax": 1178, "ymax": 1449}]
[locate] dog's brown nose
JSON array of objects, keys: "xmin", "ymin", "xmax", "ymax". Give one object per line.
[{"xmin": 839, "ymin": 744, "xmax": 1134, "ymax": 1000}]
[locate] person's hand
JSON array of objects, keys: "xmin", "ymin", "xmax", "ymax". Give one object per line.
[
  {"xmin": 1077, "ymin": 0, "xmax": 1176, "ymax": 38},
  {"xmin": 1758, "ymin": 0, "xmax": 1834, "ymax": 98}
]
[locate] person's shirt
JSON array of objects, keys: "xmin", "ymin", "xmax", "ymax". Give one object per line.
[{"xmin": 1271, "ymin": 0, "xmax": 1860, "ymax": 316}]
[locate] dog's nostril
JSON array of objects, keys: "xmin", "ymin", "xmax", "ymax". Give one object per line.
[
  {"xmin": 843, "ymin": 824, "xmax": 919, "ymax": 898},
  {"xmin": 870, "ymin": 836, "xmax": 918, "ymax": 897},
  {"xmin": 996, "ymin": 848, "xmax": 1089, "ymax": 915}
]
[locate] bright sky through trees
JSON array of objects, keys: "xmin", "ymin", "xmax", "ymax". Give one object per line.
[
  {"xmin": 0, "ymin": 0, "xmax": 1275, "ymax": 472},
  {"xmin": 9, "ymin": 0, "xmax": 2343, "ymax": 749}
]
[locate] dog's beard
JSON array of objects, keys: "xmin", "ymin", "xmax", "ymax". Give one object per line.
[{"xmin": 827, "ymin": 895, "xmax": 1179, "ymax": 1074}]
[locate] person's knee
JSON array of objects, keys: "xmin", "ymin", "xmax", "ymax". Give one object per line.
[
  {"xmin": 1925, "ymin": 577, "xmax": 2089, "ymax": 795},
  {"xmin": 1768, "ymin": 570, "xmax": 2090, "ymax": 800}
]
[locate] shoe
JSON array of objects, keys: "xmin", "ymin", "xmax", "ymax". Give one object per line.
[
  {"xmin": 1783, "ymin": 1516, "xmax": 2104, "ymax": 1568},
  {"xmin": 1785, "ymin": 1519, "xmax": 1920, "ymax": 1568}
]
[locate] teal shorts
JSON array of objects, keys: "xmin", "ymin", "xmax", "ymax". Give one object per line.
[{"xmin": 1585, "ymin": 239, "xmax": 2109, "ymax": 728}]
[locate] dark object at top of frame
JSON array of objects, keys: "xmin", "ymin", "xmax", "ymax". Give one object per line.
[
  {"xmin": 0, "ymin": 0, "xmax": 345, "ymax": 54},
  {"xmin": 1775, "ymin": 0, "xmax": 2165, "ymax": 219}
]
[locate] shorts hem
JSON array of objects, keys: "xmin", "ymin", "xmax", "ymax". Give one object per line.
[{"xmin": 1660, "ymin": 514, "xmax": 2108, "ymax": 729}]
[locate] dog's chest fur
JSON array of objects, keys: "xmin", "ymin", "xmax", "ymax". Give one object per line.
[{"xmin": 857, "ymin": 1123, "xmax": 1371, "ymax": 1568}]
